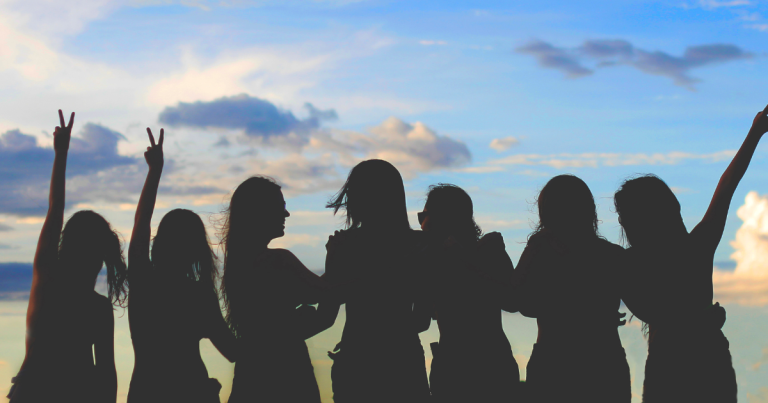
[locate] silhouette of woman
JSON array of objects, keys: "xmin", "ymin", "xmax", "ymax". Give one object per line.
[
  {"xmin": 8, "ymin": 110, "xmax": 127, "ymax": 403},
  {"xmin": 222, "ymin": 176, "xmax": 335, "ymax": 403},
  {"xmin": 127, "ymin": 129, "xmax": 236, "ymax": 403},
  {"xmin": 615, "ymin": 106, "xmax": 768, "ymax": 403},
  {"xmin": 418, "ymin": 184, "xmax": 519, "ymax": 403},
  {"xmin": 320, "ymin": 159, "xmax": 430, "ymax": 403},
  {"xmin": 514, "ymin": 174, "xmax": 630, "ymax": 403}
]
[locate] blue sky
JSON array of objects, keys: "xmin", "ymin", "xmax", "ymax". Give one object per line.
[{"xmin": 2, "ymin": 0, "xmax": 768, "ymax": 401}]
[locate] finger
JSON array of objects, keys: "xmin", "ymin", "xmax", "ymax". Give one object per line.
[
  {"xmin": 158, "ymin": 129, "xmax": 164, "ymax": 147},
  {"xmin": 67, "ymin": 112, "xmax": 75, "ymax": 129},
  {"xmin": 147, "ymin": 128, "xmax": 156, "ymax": 147},
  {"xmin": 58, "ymin": 110, "xmax": 66, "ymax": 128}
]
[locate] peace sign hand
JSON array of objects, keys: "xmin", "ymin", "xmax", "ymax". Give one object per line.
[
  {"xmin": 53, "ymin": 109, "xmax": 75, "ymax": 151},
  {"xmin": 144, "ymin": 128, "xmax": 164, "ymax": 170}
]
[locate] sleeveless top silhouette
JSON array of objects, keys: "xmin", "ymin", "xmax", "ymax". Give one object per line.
[
  {"xmin": 515, "ymin": 231, "xmax": 630, "ymax": 403},
  {"xmin": 622, "ymin": 238, "xmax": 737, "ymax": 403},
  {"xmin": 227, "ymin": 248, "xmax": 322, "ymax": 403},
  {"xmin": 324, "ymin": 227, "xmax": 430, "ymax": 403},
  {"xmin": 424, "ymin": 233, "xmax": 520, "ymax": 403},
  {"xmin": 128, "ymin": 268, "xmax": 223, "ymax": 403},
  {"xmin": 8, "ymin": 283, "xmax": 112, "ymax": 403}
]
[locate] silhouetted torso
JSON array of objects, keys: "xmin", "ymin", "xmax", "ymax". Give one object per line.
[
  {"xmin": 516, "ymin": 231, "xmax": 630, "ymax": 403},
  {"xmin": 227, "ymin": 248, "xmax": 322, "ymax": 403},
  {"xmin": 425, "ymin": 235, "xmax": 519, "ymax": 403},
  {"xmin": 128, "ymin": 268, "xmax": 221, "ymax": 403},
  {"xmin": 325, "ymin": 227, "xmax": 430, "ymax": 403},
  {"xmin": 10, "ymin": 278, "xmax": 111, "ymax": 403}
]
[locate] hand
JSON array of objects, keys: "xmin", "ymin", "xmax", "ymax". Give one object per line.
[
  {"xmin": 144, "ymin": 128, "xmax": 164, "ymax": 170},
  {"xmin": 53, "ymin": 109, "xmax": 75, "ymax": 152},
  {"xmin": 749, "ymin": 104, "xmax": 768, "ymax": 137}
]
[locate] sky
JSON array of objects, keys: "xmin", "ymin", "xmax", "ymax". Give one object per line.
[{"xmin": 2, "ymin": 0, "xmax": 768, "ymax": 401}]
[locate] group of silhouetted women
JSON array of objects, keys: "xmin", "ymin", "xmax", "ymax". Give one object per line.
[{"xmin": 7, "ymin": 106, "xmax": 768, "ymax": 403}]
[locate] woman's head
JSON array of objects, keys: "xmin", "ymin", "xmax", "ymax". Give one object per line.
[
  {"xmin": 327, "ymin": 159, "xmax": 410, "ymax": 230},
  {"xmin": 151, "ymin": 208, "xmax": 219, "ymax": 287},
  {"xmin": 421, "ymin": 184, "xmax": 481, "ymax": 243},
  {"xmin": 220, "ymin": 176, "xmax": 286, "ymax": 336},
  {"xmin": 614, "ymin": 174, "xmax": 687, "ymax": 247},
  {"xmin": 534, "ymin": 174, "xmax": 599, "ymax": 238},
  {"xmin": 58, "ymin": 210, "xmax": 127, "ymax": 306}
]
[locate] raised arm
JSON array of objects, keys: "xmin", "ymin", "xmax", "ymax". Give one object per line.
[
  {"xmin": 32, "ymin": 110, "xmax": 74, "ymax": 281},
  {"xmin": 128, "ymin": 128, "xmax": 164, "ymax": 270},
  {"xmin": 692, "ymin": 106, "xmax": 768, "ymax": 252}
]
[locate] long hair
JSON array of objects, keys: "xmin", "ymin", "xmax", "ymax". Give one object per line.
[
  {"xmin": 220, "ymin": 176, "xmax": 283, "ymax": 337},
  {"xmin": 532, "ymin": 174, "xmax": 600, "ymax": 239},
  {"xmin": 326, "ymin": 159, "xmax": 410, "ymax": 231},
  {"xmin": 613, "ymin": 174, "xmax": 685, "ymax": 248},
  {"xmin": 424, "ymin": 183, "xmax": 482, "ymax": 245},
  {"xmin": 150, "ymin": 209, "xmax": 219, "ymax": 293},
  {"xmin": 58, "ymin": 210, "xmax": 128, "ymax": 307}
]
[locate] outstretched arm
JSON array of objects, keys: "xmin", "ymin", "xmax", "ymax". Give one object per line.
[
  {"xmin": 692, "ymin": 106, "xmax": 768, "ymax": 253},
  {"xmin": 128, "ymin": 128, "xmax": 164, "ymax": 271},
  {"xmin": 32, "ymin": 110, "xmax": 74, "ymax": 282}
]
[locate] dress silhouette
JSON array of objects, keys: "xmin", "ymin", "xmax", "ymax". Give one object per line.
[
  {"xmin": 418, "ymin": 184, "xmax": 520, "ymax": 403},
  {"xmin": 127, "ymin": 129, "xmax": 236, "ymax": 403},
  {"xmin": 321, "ymin": 159, "xmax": 431, "ymax": 403},
  {"xmin": 615, "ymin": 105, "xmax": 768, "ymax": 403},
  {"xmin": 8, "ymin": 110, "xmax": 127, "ymax": 403},
  {"xmin": 514, "ymin": 175, "xmax": 630, "ymax": 403},
  {"xmin": 222, "ymin": 176, "xmax": 334, "ymax": 403}
]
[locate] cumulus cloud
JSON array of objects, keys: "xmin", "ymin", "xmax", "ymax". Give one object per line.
[
  {"xmin": 158, "ymin": 94, "xmax": 337, "ymax": 150},
  {"xmin": 487, "ymin": 150, "xmax": 734, "ymax": 169},
  {"xmin": 516, "ymin": 39, "xmax": 752, "ymax": 89},
  {"xmin": 490, "ymin": 136, "xmax": 520, "ymax": 152},
  {"xmin": 713, "ymin": 192, "xmax": 768, "ymax": 306}
]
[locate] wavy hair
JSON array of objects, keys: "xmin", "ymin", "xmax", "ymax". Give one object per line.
[
  {"xmin": 424, "ymin": 183, "xmax": 482, "ymax": 245},
  {"xmin": 532, "ymin": 174, "xmax": 600, "ymax": 240},
  {"xmin": 59, "ymin": 210, "xmax": 128, "ymax": 307},
  {"xmin": 151, "ymin": 209, "xmax": 219, "ymax": 294},
  {"xmin": 326, "ymin": 159, "xmax": 410, "ymax": 231},
  {"xmin": 220, "ymin": 176, "xmax": 283, "ymax": 337},
  {"xmin": 613, "ymin": 174, "xmax": 685, "ymax": 248}
]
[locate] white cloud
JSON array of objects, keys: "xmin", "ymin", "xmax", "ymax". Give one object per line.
[
  {"xmin": 490, "ymin": 136, "xmax": 520, "ymax": 152},
  {"xmin": 713, "ymin": 192, "xmax": 768, "ymax": 306},
  {"xmin": 487, "ymin": 150, "xmax": 735, "ymax": 169},
  {"xmin": 747, "ymin": 24, "xmax": 768, "ymax": 32},
  {"xmin": 697, "ymin": 0, "xmax": 752, "ymax": 9},
  {"xmin": 419, "ymin": 40, "xmax": 447, "ymax": 46}
]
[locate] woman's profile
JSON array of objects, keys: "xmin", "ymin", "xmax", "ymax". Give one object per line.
[
  {"xmin": 514, "ymin": 174, "xmax": 630, "ymax": 403},
  {"xmin": 8, "ymin": 110, "xmax": 127, "ymax": 403},
  {"xmin": 616, "ymin": 106, "xmax": 768, "ymax": 403},
  {"xmin": 320, "ymin": 159, "xmax": 430, "ymax": 403},
  {"xmin": 222, "ymin": 176, "xmax": 335, "ymax": 402},
  {"xmin": 418, "ymin": 184, "xmax": 519, "ymax": 403},
  {"xmin": 127, "ymin": 129, "xmax": 236, "ymax": 403}
]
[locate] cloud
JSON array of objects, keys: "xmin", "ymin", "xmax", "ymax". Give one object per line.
[
  {"xmin": 0, "ymin": 125, "xmax": 137, "ymax": 216},
  {"xmin": 695, "ymin": 0, "xmax": 752, "ymax": 9},
  {"xmin": 487, "ymin": 150, "xmax": 734, "ymax": 169},
  {"xmin": 516, "ymin": 39, "xmax": 753, "ymax": 89},
  {"xmin": 0, "ymin": 223, "xmax": 12, "ymax": 231},
  {"xmin": 713, "ymin": 192, "xmax": 768, "ymax": 305},
  {"xmin": 315, "ymin": 117, "xmax": 472, "ymax": 178},
  {"xmin": 747, "ymin": 24, "xmax": 768, "ymax": 32},
  {"xmin": 0, "ymin": 262, "xmax": 31, "ymax": 300},
  {"xmin": 516, "ymin": 40, "xmax": 592, "ymax": 78},
  {"xmin": 419, "ymin": 40, "xmax": 448, "ymax": 46},
  {"xmin": 158, "ymin": 94, "xmax": 337, "ymax": 150},
  {"xmin": 751, "ymin": 348, "xmax": 768, "ymax": 370},
  {"xmin": 490, "ymin": 136, "xmax": 520, "ymax": 152},
  {"xmin": 748, "ymin": 387, "xmax": 768, "ymax": 403}
]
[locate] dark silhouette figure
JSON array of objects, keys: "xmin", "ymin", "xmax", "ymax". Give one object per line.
[
  {"xmin": 320, "ymin": 159, "xmax": 430, "ymax": 403},
  {"xmin": 615, "ymin": 106, "xmax": 768, "ymax": 403},
  {"xmin": 418, "ymin": 184, "xmax": 520, "ymax": 403},
  {"xmin": 127, "ymin": 129, "xmax": 236, "ymax": 403},
  {"xmin": 514, "ymin": 175, "xmax": 630, "ymax": 403},
  {"xmin": 221, "ymin": 176, "xmax": 334, "ymax": 403},
  {"xmin": 8, "ymin": 111, "xmax": 127, "ymax": 403}
]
